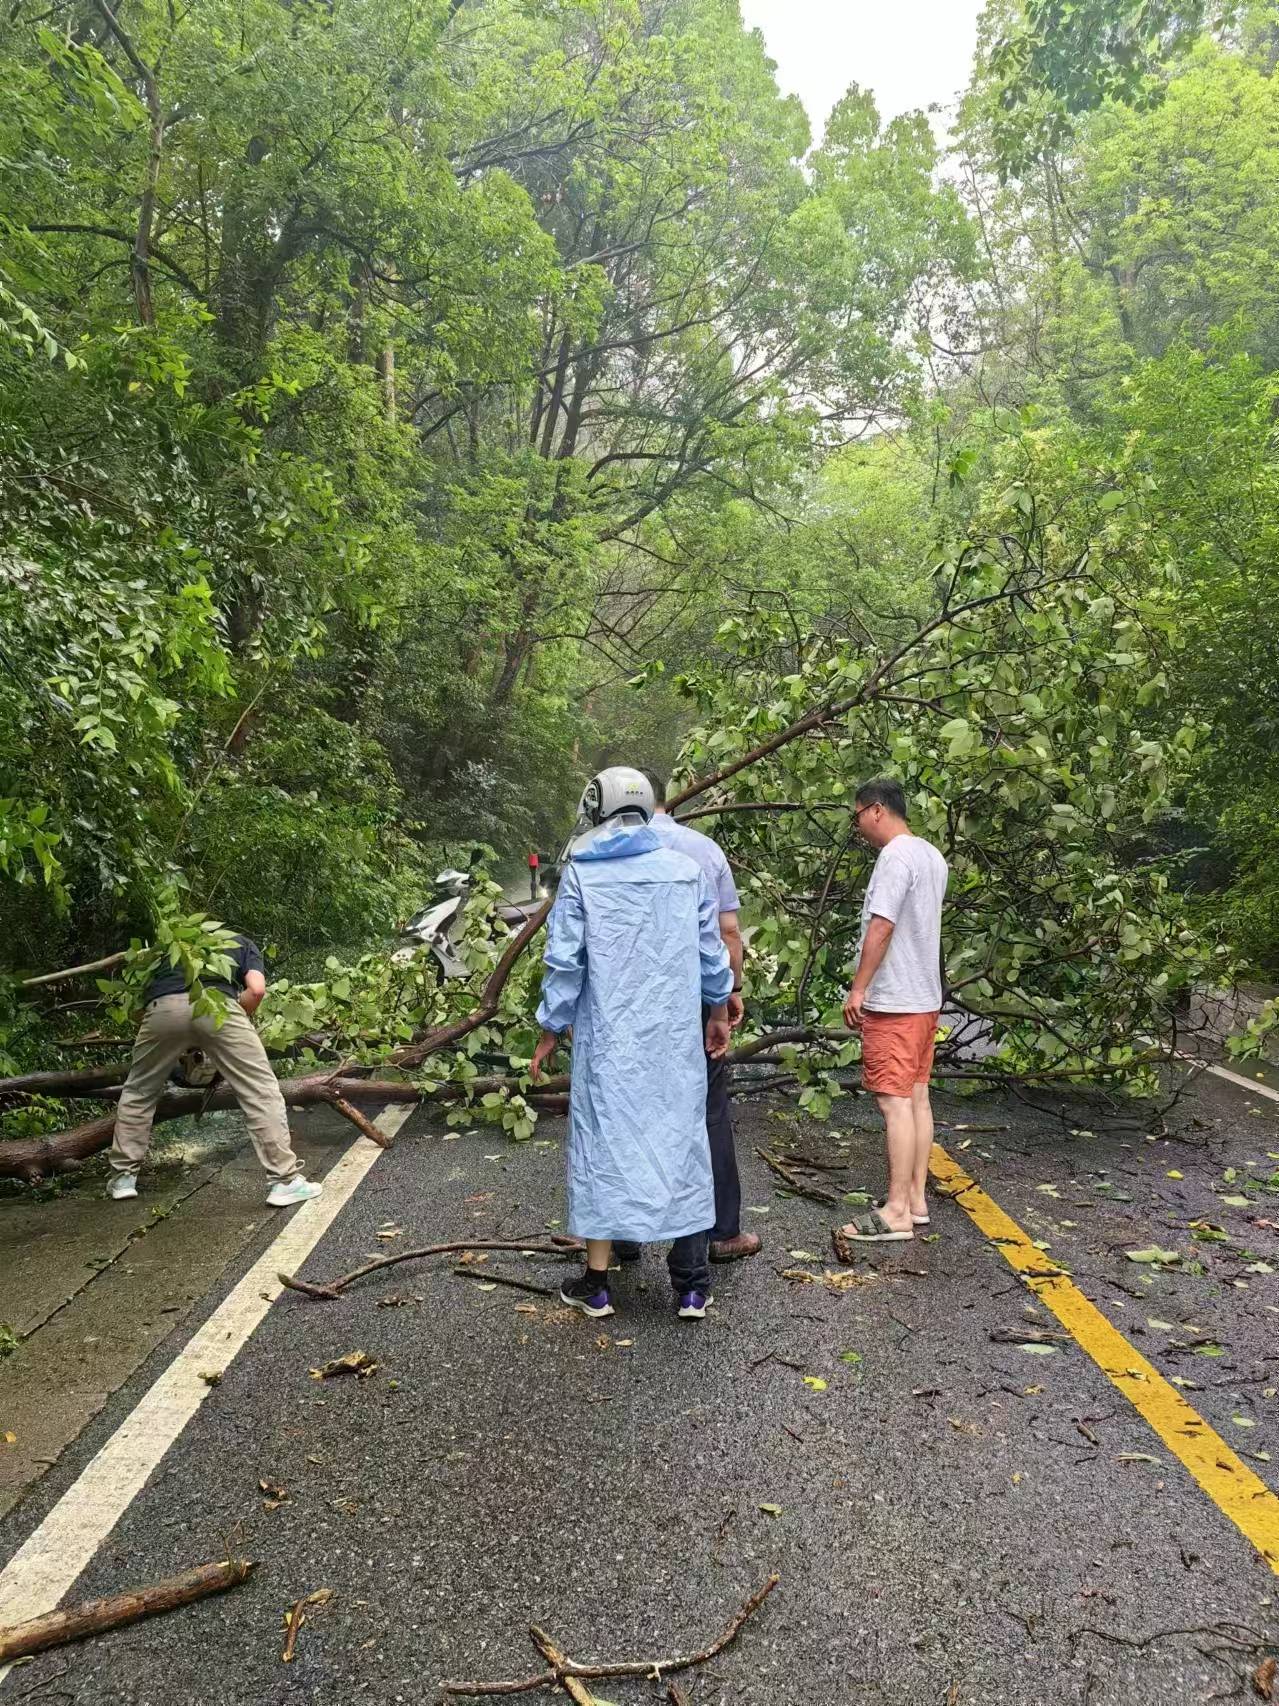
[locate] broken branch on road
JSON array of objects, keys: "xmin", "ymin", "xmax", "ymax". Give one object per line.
[
  {"xmin": 440, "ymin": 1572, "xmax": 780, "ymax": 1697},
  {"xmin": 453, "ymin": 1266, "xmax": 559, "ymax": 1298},
  {"xmin": 0, "ymin": 1558, "xmax": 255, "ymax": 1663},
  {"xmin": 280, "ymin": 1238, "xmax": 576, "ymax": 1301}
]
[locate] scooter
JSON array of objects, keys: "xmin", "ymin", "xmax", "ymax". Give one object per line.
[{"xmin": 391, "ymin": 865, "xmax": 542, "ymax": 978}]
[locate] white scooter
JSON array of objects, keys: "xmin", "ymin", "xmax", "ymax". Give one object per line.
[{"xmin": 391, "ymin": 866, "xmax": 541, "ymax": 978}]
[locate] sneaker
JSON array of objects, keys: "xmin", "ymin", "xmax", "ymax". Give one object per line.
[
  {"xmin": 560, "ymin": 1271, "xmax": 614, "ymax": 1318},
  {"xmin": 266, "ymin": 1176, "xmax": 323, "ymax": 1208},
  {"xmin": 613, "ymin": 1241, "xmax": 642, "ymax": 1264},
  {"xmin": 108, "ymin": 1172, "xmax": 138, "ymax": 1201},
  {"xmin": 677, "ymin": 1290, "xmax": 712, "ymax": 1319}
]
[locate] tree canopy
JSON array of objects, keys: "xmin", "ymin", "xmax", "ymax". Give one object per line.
[{"xmin": 6, "ymin": 0, "xmax": 1279, "ymax": 1165}]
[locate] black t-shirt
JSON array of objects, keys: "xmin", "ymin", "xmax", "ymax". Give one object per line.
[{"xmin": 145, "ymin": 933, "xmax": 264, "ymax": 1003}]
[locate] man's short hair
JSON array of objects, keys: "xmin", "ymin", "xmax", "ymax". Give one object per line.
[
  {"xmin": 642, "ymin": 768, "xmax": 670, "ymax": 804},
  {"xmin": 855, "ymin": 777, "xmax": 908, "ymax": 819}
]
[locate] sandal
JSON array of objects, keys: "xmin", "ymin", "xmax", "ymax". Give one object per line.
[{"xmin": 842, "ymin": 1208, "xmax": 913, "ymax": 1243}]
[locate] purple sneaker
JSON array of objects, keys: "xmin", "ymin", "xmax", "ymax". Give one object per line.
[
  {"xmin": 560, "ymin": 1271, "xmax": 614, "ymax": 1319},
  {"xmin": 677, "ymin": 1290, "xmax": 712, "ymax": 1319}
]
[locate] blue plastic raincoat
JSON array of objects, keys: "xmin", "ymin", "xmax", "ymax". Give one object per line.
[{"xmin": 536, "ymin": 821, "xmax": 733, "ymax": 1242}]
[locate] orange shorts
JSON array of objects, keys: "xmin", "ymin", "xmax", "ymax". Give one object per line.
[{"xmin": 860, "ymin": 1010, "xmax": 939, "ymax": 1098}]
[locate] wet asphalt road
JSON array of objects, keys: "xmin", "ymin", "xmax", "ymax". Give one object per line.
[{"xmin": 1, "ymin": 1073, "xmax": 1278, "ymax": 1706}]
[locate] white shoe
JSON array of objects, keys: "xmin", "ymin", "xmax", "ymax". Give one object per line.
[
  {"xmin": 266, "ymin": 1176, "xmax": 322, "ymax": 1208},
  {"xmin": 108, "ymin": 1172, "xmax": 138, "ymax": 1200}
]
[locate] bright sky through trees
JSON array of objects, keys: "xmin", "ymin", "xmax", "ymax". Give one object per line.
[{"xmin": 738, "ymin": 0, "xmax": 986, "ymax": 136}]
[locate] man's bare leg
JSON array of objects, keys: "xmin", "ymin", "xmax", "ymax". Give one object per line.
[
  {"xmin": 874, "ymin": 1092, "xmax": 916, "ymax": 1234},
  {"xmin": 586, "ymin": 1238, "xmax": 612, "ymax": 1273},
  {"xmin": 910, "ymin": 1082, "xmax": 934, "ymax": 1220}
]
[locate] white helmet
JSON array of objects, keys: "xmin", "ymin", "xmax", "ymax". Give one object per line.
[{"xmin": 577, "ymin": 766, "xmax": 655, "ymax": 828}]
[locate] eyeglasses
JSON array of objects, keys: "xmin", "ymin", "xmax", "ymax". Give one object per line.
[{"xmin": 852, "ymin": 803, "xmax": 878, "ymax": 824}]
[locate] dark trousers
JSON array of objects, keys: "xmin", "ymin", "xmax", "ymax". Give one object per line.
[
  {"xmin": 667, "ymin": 1231, "xmax": 711, "ymax": 1293},
  {"xmin": 705, "ymin": 1030, "xmax": 741, "ymax": 1241}
]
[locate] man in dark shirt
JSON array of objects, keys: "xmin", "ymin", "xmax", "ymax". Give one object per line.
[{"xmin": 108, "ymin": 931, "xmax": 322, "ymax": 1208}]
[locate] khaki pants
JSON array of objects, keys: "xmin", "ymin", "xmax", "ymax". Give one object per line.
[{"xmin": 110, "ymin": 994, "xmax": 301, "ymax": 1181}]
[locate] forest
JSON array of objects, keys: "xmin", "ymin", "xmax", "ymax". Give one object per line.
[{"xmin": 4, "ymin": 0, "xmax": 1279, "ymax": 1167}]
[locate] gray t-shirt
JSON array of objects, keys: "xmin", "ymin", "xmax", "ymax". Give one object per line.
[
  {"xmin": 650, "ymin": 812, "xmax": 740, "ymax": 912},
  {"xmin": 859, "ymin": 835, "xmax": 948, "ymax": 1013}
]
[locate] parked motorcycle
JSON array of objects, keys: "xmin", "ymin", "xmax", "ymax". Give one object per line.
[{"xmin": 391, "ymin": 865, "xmax": 542, "ymax": 978}]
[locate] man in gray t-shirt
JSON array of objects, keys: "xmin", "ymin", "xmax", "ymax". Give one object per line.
[{"xmin": 839, "ymin": 778, "xmax": 949, "ymax": 1244}]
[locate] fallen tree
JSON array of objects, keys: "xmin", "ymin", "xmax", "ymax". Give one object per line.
[{"xmin": 2, "ymin": 478, "xmax": 1227, "ymax": 1177}]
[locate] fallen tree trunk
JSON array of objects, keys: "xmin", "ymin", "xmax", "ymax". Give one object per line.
[
  {"xmin": 0, "ymin": 1071, "xmax": 571, "ymax": 1182},
  {"xmin": 0, "ymin": 1062, "xmax": 129, "ymax": 1098},
  {"xmin": 0, "ymin": 1557, "xmax": 254, "ymax": 1663}
]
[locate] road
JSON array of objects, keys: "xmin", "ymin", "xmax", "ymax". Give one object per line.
[{"xmin": 1, "ymin": 1066, "xmax": 1277, "ymax": 1704}]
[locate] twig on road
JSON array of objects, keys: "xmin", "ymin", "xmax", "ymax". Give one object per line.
[
  {"xmin": 755, "ymin": 1146, "xmax": 839, "ymax": 1205},
  {"xmin": 440, "ymin": 1573, "xmax": 780, "ymax": 1697},
  {"xmin": 282, "ymin": 1599, "xmax": 306, "ymax": 1663},
  {"xmin": 0, "ymin": 1559, "xmax": 255, "ymax": 1663},
  {"xmin": 453, "ymin": 1267, "xmax": 558, "ymax": 1299}
]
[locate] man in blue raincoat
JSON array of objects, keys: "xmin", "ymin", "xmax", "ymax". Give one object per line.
[{"xmin": 530, "ymin": 767, "xmax": 733, "ymax": 1321}]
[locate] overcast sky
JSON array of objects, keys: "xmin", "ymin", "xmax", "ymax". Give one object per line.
[{"xmin": 738, "ymin": 0, "xmax": 987, "ymax": 142}]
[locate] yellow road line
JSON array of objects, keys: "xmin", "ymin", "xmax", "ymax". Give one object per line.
[{"xmin": 929, "ymin": 1143, "xmax": 1279, "ymax": 1575}]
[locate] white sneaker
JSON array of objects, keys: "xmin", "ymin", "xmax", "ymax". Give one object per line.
[
  {"xmin": 108, "ymin": 1172, "xmax": 139, "ymax": 1200},
  {"xmin": 266, "ymin": 1176, "xmax": 322, "ymax": 1208}
]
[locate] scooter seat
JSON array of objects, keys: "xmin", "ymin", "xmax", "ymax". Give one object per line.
[{"xmin": 497, "ymin": 904, "xmax": 535, "ymax": 925}]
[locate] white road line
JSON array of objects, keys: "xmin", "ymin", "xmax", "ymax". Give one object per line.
[
  {"xmin": 1140, "ymin": 1034, "xmax": 1279, "ymax": 1106},
  {"xmin": 1194, "ymin": 1058, "xmax": 1279, "ymax": 1103},
  {"xmin": 1166, "ymin": 1037, "xmax": 1279, "ymax": 1105},
  {"xmin": 0, "ymin": 1103, "xmax": 410, "ymax": 1649}
]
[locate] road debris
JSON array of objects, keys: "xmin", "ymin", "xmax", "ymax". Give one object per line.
[
  {"xmin": 309, "ymin": 1350, "xmax": 378, "ymax": 1380},
  {"xmin": 259, "ymin": 1478, "xmax": 288, "ymax": 1511},
  {"xmin": 280, "ymin": 1237, "xmax": 574, "ymax": 1301},
  {"xmin": 452, "ymin": 1266, "xmax": 557, "ymax": 1298},
  {"xmin": 0, "ymin": 1558, "xmax": 255, "ymax": 1663},
  {"xmin": 440, "ymin": 1574, "xmax": 779, "ymax": 1698}
]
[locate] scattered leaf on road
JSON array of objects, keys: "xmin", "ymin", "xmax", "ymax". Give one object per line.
[
  {"xmin": 1126, "ymin": 1247, "xmax": 1181, "ymax": 1265},
  {"xmin": 1117, "ymin": 1453, "xmax": 1161, "ymax": 1465},
  {"xmin": 1232, "ymin": 1415, "xmax": 1257, "ymax": 1428},
  {"xmin": 803, "ymin": 1376, "xmax": 828, "ymax": 1391},
  {"xmin": 839, "ymin": 1350, "xmax": 862, "ymax": 1365},
  {"xmin": 758, "ymin": 1502, "xmax": 783, "ymax": 1516},
  {"xmin": 309, "ymin": 1351, "xmax": 378, "ymax": 1380},
  {"xmin": 1253, "ymin": 1655, "xmax": 1276, "ymax": 1701}
]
